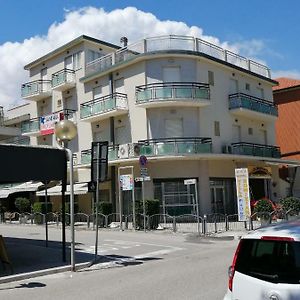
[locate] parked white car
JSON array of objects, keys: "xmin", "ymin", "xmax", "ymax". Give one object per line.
[{"xmin": 224, "ymin": 219, "xmax": 300, "ymax": 300}]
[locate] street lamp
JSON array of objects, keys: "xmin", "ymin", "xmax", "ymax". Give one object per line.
[{"xmin": 55, "ymin": 119, "xmax": 77, "ymax": 272}]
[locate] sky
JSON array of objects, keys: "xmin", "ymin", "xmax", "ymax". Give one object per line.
[{"xmin": 0, "ymin": 0, "xmax": 299, "ymax": 109}]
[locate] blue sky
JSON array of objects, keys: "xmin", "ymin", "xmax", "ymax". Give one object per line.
[{"xmin": 0, "ymin": 0, "xmax": 299, "ymax": 107}]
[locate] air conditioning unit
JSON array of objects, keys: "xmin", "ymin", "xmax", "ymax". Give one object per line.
[
  {"xmin": 222, "ymin": 145, "xmax": 232, "ymax": 154},
  {"xmin": 118, "ymin": 144, "xmax": 129, "ymax": 159}
]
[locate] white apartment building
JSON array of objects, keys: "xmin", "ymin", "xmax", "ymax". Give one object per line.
[{"xmin": 2, "ymin": 34, "xmax": 297, "ymax": 216}]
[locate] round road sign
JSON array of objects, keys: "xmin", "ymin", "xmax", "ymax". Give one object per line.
[{"xmin": 139, "ymin": 155, "xmax": 148, "ymax": 166}]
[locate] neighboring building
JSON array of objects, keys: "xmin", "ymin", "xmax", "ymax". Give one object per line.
[
  {"xmin": 10, "ymin": 34, "xmax": 298, "ymax": 215},
  {"xmin": 273, "ymin": 78, "xmax": 300, "ymax": 196}
]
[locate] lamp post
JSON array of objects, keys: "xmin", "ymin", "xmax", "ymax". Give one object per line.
[{"xmin": 55, "ymin": 119, "xmax": 77, "ymax": 272}]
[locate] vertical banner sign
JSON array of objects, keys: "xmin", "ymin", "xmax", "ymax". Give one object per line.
[
  {"xmin": 120, "ymin": 174, "xmax": 133, "ymax": 191},
  {"xmin": 235, "ymin": 168, "xmax": 251, "ymax": 221}
]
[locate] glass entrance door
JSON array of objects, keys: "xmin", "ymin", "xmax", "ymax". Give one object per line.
[{"xmin": 210, "ymin": 185, "xmax": 225, "ymax": 214}]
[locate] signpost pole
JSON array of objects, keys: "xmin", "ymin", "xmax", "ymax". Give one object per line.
[
  {"xmin": 94, "ymin": 143, "xmax": 100, "ymax": 260},
  {"xmin": 131, "ymin": 166, "xmax": 136, "ymax": 231},
  {"xmin": 194, "ymin": 181, "xmax": 200, "ymax": 235},
  {"xmin": 118, "ymin": 167, "xmax": 123, "ymax": 231},
  {"xmin": 142, "ymin": 179, "xmax": 146, "ymax": 232}
]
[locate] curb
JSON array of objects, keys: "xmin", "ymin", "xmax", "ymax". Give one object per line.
[{"xmin": 0, "ymin": 261, "xmax": 92, "ymax": 284}]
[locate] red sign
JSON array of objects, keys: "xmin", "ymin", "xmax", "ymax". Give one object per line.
[{"xmin": 40, "ymin": 112, "xmax": 64, "ymax": 135}]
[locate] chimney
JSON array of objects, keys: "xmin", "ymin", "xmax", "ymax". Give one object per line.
[{"xmin": 120, "ymin": 37, "xmax": 128, "ymax": 47}]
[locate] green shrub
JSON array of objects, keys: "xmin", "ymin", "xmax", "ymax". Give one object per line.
[
  {"xmin": 33, "ymin": 202, "xmax": 52, "ymax": 224},
  {"xmin": 280, "ymin": 197, "xmax": 300, "ymax": 212},
  {"xmin": 145, "ymin": 199, "xmax": 160, "ymax": 216},
  {"xmin": 14, "ymin": 197, "xmax": 31, "ymax": 213},
  {"xmin": 254, "ymin": 199, "xmax": 274, "ymax": 214},
  {"xmin": 95, "ymin": 202, "xmax": 113, "ymax": 215},
  {"xmin": 65, "ymin": 203, "xmax": 79, "ymax": 214}
]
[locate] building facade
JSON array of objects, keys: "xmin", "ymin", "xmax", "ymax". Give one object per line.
[{"xmin": 4, "ymin": 34, "xmax": 296, "ymax": 216}]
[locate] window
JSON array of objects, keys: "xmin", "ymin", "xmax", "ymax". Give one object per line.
[
  {"xmin": 208, "ymin": 71, "xmax": 214, "ymax": 86},
  {"xmin": 248, "ymin": 128, "xmax": 253, "ymax": 135},
  {"xmin": 235, "ymin": 239, "xmax": 300, "ymax": 284},
  {"xmin": 64, "ymin": 52, "xmax": 82, "ymax": 70},
  {"xmin": 73, "ymin": 52, "xmax": 81, "ymax": 70},
  {"xmin": 93, "ymin": 86, "xmax": 102, "ymax": 99},
  {"xmin": 163, "ymin": 67, "xmax": 180, "ymax": 82},
  {"xmin": 214, "ymin": 121, "xmax": 220, "ymax": 136},
  {"xmin": 165, "ymin": 118, "xmax": 183, "ymax": 138},
  {"xmin": 87, "ymin": 50, "xmax": 103, "ymax": 64},
  {"xmin": 257, "ymin": 87, "xmax": 265, "ymax": 99},
  {"xmin": 245, "ymin": 83, "xmax": 250, "ymax": 91}
]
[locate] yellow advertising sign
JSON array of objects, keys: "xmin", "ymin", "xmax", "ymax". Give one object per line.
[{"xmin": 235, "ymin": 168, "xmax": 251, "ymax": 221}]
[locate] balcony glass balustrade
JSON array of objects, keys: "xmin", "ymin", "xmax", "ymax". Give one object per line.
[
  {"xmin": 229, "ymin": 93, "xmax": 278, "ymax": 117},
  {"xmin": 52, "ymin": 69, "xmax": 75, "ymax": 88},
  {"xmin": 85, "ymin": 35, "xmax": 271, "ymax": 79},
  {"xmin": 0, "ymin": 136, "xmax": 30, "ymax": 145},
  {"xmin": 80, "ymin": 93, "xmax": 128, "ymax": 119},
  {"xmin": 231, "ymin": 142, "xmax": 281, "ymax": 158},
  {"xmin": 21, "ymin": 109, "xmax": 76, "ymax": 135},
  {"xmin": 80, "ymin": 137, "xmax": 212, "ymax": 164},
  {"xmin": 21, "ymin": 118, "xmax": 40, "ymax": 134},
  {"xmin": 21, "ymin": 80, "xmax": 51, "ymax": 99},
  {"xmin": 136, "ymin": 82, "xmax": 210, "ymax": 104}
]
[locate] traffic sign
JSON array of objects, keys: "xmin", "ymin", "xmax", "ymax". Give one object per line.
[
  {"xmin": 184, "ymin": 179, "xmax": 197, "ymax": 185},
  {"xmin": 135, "ymin": 176, "xmax": 151, "ymax": 182},
  {"xmin": 139, "ymin": 155, "xmax": 148, "ymax": 166},
  {"xmin": 140, "ymin": 167, "xmax": 148, "ymax": 176}
]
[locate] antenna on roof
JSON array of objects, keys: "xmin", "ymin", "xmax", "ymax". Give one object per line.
[{"xmin": 120, "ymin": 37, "xmax": 128, "ymax": 47}]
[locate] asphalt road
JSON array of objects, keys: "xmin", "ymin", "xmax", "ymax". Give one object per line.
[{"xmin": 0, "ymin": 225, "xmax": 238, "ymax": 300}]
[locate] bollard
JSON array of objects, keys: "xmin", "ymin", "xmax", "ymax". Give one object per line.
[
  {"xmin": 172, "ymin": 216, "xmax": 176, "ymax": 232},
  {"xmin": 225, "ymin": 215, "xmax": 229, "ymax": 231},
  {"xmin": 214, "ymin": 217, "xmax": 217, "ymax": 233},
  {"xmin": 203, "ymin": 215, "xmax": 207, "ymax": 235},
  {"xmin": 105, "ymin": 215, "xmax": 108, "ymax": 228}
]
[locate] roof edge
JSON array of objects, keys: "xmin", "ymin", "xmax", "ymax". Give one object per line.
[{"xmin": 24, "ymin": 35, "xmax": 120, "ymax": 70}]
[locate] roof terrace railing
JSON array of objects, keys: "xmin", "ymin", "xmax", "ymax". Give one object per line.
[{"xmin": 85, "ymin": 35, "xmax": 271, "ymax": 79}]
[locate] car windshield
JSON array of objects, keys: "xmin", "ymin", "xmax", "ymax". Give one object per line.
[{"xmin": 235, "ymin": 239, "xmax": 300, "ymax": 284}]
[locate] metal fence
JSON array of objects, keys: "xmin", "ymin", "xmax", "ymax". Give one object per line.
[{"xmin": 1, "ymin": 210, "xmax": 299, "ymax": 235}]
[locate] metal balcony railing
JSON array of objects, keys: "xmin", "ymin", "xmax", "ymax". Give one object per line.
[
  {"xmin": 21, "ymin": 109, "xmax": 76, "ymax": 135},
  {"xmin": 21, "ymin": 80, "xmax": 51, "ymax": 98},
  {"xmin": 80, "ymin": 137, "xmax": 212, "ymax": 164},
  {"xmin": 136, "ymin": 82, "xmax": 210, "ymax": 104},
  {"xmin": 85, "ymin": 35, "xmax": 271, "ymax": 78},
  {"xmin": 21, "ymin": 117, "xmax": 40, "ymax": 134},
  {"xmin": 80, "ymin": 93, "xmax": 128, "ymax": 119},
  {"xmin": 231, "ymin": 142, "xmax": 281, "ymax": 158},
  {"xmin": 229, "ymin": 93, "xmax": 278, "ymax": 116},
  {"xmin": 52, "ymin": 69, "xmax": 75, "ymax": 88},
  {"xmin": 0, "ymin": 136, "xmax": 30, "ymax": 145}
]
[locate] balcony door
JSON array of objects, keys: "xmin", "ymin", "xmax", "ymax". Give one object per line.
[
  {"xmin": 230, "ymin": 79, "xmax": 238, "ymax": 94},
  {"xmin": 165, "ymin": 118, "xmax": 183, "ymax": 138},
  {"xmin": 93, "ymin": 86, "xmax": 102, "ymax": 100},
  {"xmin": 40, "ymin": 68, "xmax": 48, "ymax": 92},
  {"xmin": 232, "ymin": 125, "xmax": 241, "ymax": 143},
  {"xmin": 114, "ymin": 78, "xmax": 125, "ymax": 94},
  {"xmin": 163, "ymin": 67, "xmax": 180, "ymax": 82},
  {"xmin": 64, "ymin": 55, "xmax": 73, "ymax": 70}
]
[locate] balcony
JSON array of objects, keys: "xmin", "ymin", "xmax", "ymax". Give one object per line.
[
  {"xmin": 80, "ymin": 137, "xmax": 212, "ymax": 165},
  {"xmin": 21, "ymin": 109, "xmax": 76, "ymax": 136},
  {"xmin": 229, "ymin": 93, "xmax": 278, "ymax": 121},
  {"xmin": 226, "ymin": 142, "xmax": 281, "ymax": 158},
  {"xmin": 136, "ymin": 82, "xmax": 210, "ymax": 108},
  {"xmin": 21, "ymin": 80, "xmax": 51, "ymax": 101},
  {"xmin": 21, "ymin": 117, "xmax": 40, "ymax": 136},
  {"xmin": 52, "ymin": 69, "xmax": 76, "ymax": 91},
  {"xmin": 84, "ymin": 35, "xmax": 271, "ymax": 80},
  {"xmin": 80, "ymin": 93, "xmax": 128, "ymax": 122},
  {"xmin": 0, "ymin": 136, "xmax": 30, "ymax": 145}
]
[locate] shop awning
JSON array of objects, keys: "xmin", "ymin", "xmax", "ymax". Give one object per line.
[
  {"xmin": 36, "ymin": 182, "xmax": 88, "ymax": 196},
  {"xmin": 0, "ymin": 181, "xmax": 44, "ymax": 199}
]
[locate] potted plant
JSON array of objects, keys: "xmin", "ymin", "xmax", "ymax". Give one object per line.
[
  {"xmin": 15, "ymin": 197, "xmax": 31, "ymax": 223},
  {"xmin": 280, "ymin": 197, "xmax": 300, "ymax": 220},
  {"xmin": 253, "ymin": 198, "xmax": 274, "ymax": 225}
]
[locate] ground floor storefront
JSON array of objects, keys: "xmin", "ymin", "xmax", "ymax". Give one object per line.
[{"xmin": 67, "ymin": 158, "xmax": 283, "ymax": 217}]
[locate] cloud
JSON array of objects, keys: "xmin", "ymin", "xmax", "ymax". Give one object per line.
[{"xmin": 0, "ymin": 6, "xmax": 275, "ymax": 109}]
